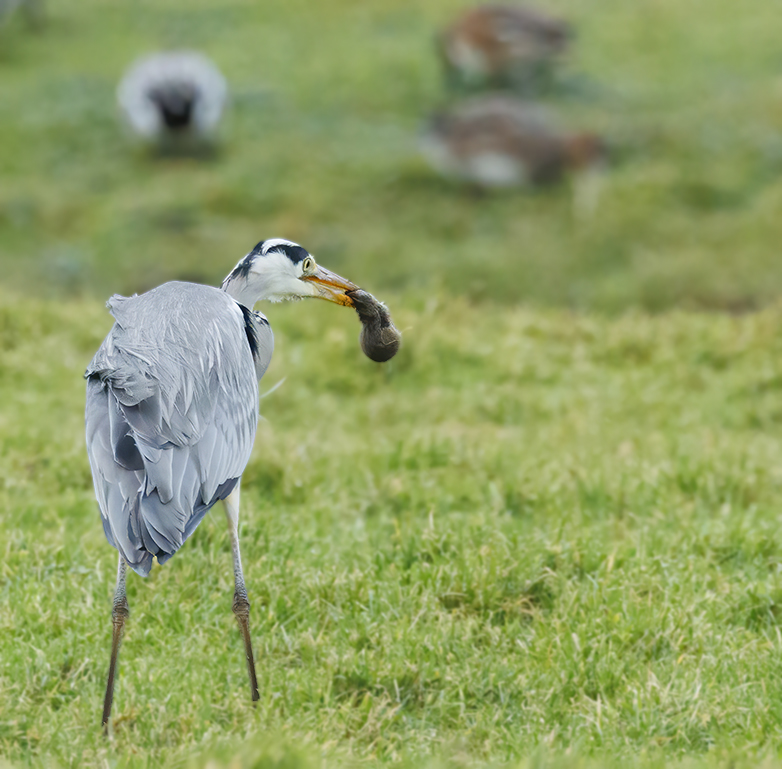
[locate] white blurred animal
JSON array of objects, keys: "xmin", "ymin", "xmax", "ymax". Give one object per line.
[{"xmin": 117, "ymin": 51, "xmax": 228, "ymax": 152}]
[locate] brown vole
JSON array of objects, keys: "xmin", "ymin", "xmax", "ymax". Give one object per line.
[{"xmin": 347, "ymin": 289, "xmax": 402, "ymax": 363}]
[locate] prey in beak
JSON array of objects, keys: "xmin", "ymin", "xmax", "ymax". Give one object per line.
[
  {"xmin": 294, "ymin": 250, "xmax": 401, "ymax": 362},
  {"xmin": 301, "ymin": 266, "xmax": 358, "ymax": 307}
]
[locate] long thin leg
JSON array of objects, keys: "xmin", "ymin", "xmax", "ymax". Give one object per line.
[
  {"xmin": 102, "ymin": 555, "xmax": 129, "ymax": 732},
  {"xmin": 224, "ymin": 486, "xmax": 260, "ymax": 702}
]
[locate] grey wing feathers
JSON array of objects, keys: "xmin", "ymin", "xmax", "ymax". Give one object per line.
[{"xmin": 85, "ymin": 282, "xmax": 262, "ymax": 576}]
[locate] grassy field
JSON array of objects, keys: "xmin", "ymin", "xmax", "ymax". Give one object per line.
[
  {"xmin": 3, "ymin": 0, "xmax": 782, "ymax": 767},
  {"xmin": 5, "ymin": 296, "xmax": 782, "ymax": 767},
  {"xmin": 2, "ymin": 0, "xmax": 782, "ymax": 310}
]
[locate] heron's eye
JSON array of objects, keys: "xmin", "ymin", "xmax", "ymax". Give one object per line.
[{"xmin": 301, "ymin": 256, "xmax": 316, "ymax": 275}]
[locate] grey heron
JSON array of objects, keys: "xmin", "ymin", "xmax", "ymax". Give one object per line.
[
  {"xmin": 117, "ymin": 51, "xmax": 228, "ymax": 151},
  {"xmin": 85, "ymin": 238, "xmax": 363, "ymax": 730}
]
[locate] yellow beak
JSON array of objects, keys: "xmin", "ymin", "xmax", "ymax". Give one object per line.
[{"xmin": 301, "ymin": 266, "xmax": 359, "ymax": 307}]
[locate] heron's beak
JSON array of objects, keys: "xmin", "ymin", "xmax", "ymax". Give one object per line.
[{"xmin": 301, "ymin": 266, "xmax": 358, "ymax": 307}]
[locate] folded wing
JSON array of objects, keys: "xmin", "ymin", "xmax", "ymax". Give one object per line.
[{"xmin": 85, "ymin": 282, "xmax": 263, "ymax": 576}]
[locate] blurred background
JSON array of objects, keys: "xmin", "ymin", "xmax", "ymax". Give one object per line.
[
  {"xmin": 7, "ymin": 2, "xmax": 782, "ymax": 765},
  {"xmin": 2, "ymin": 0, "xmax": 782, "ymax": 313}
]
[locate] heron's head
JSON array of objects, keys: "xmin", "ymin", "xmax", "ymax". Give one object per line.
[{"xmin": 221, "ymin": 238, "xmax": 358, "ymax": 308}]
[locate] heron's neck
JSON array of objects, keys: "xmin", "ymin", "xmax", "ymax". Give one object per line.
[{"xmin": 222, "ymin": 275, "xmax": 260, "ymax": 308}]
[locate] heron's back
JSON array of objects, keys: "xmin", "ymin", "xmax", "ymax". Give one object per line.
[{"xmin": 85, "ymin": 282, "xmax": 269, "ymax": 576}]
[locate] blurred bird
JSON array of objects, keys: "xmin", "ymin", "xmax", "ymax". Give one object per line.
[
  {"xmin": 117, "ymin": 51, "xmax": 228, "ymax": 152},
  {"xmin": 438, "ymin": 4, "xmax": 571, "ymax": 92},
  {"xmin": 0, "ymin": 0, "xmax": 44, "ymax": 27},
  {"xmin": 86, "ymin": 239, "xmax": 361, "ymax": 731},
  {"xmin": 420, "ymin": 94, "xmax": 605, "ymax": 198}
]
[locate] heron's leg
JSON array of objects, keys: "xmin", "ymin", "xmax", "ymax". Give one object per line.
[
  {"xmin": 102, "ymin": 554, "xmax": 129, "ymax": 733},
  {"xmin": 223, "ymin": 486, "xmax": 260, "ymax": 702}
]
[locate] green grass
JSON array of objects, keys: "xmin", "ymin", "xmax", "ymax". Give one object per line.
[
  {"xmin": 4, "ymin": 0, "xmax": 782, "ymax": 766},
  {"xmin": 4, "ymin": 295, "xmax": 782, "ymax": 767},
  {"xmin": 2, "ymin": 0, "xmax": 782, "ymax": 310}
]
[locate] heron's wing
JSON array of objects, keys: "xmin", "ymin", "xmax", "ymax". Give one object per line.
[
  {"xmin": 86, "ymin": 379, "xmax": 153, "ymax": 574},
  {"xmin": 85, "ymin": 282, "xmax": 260, "ymax": 576}
]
